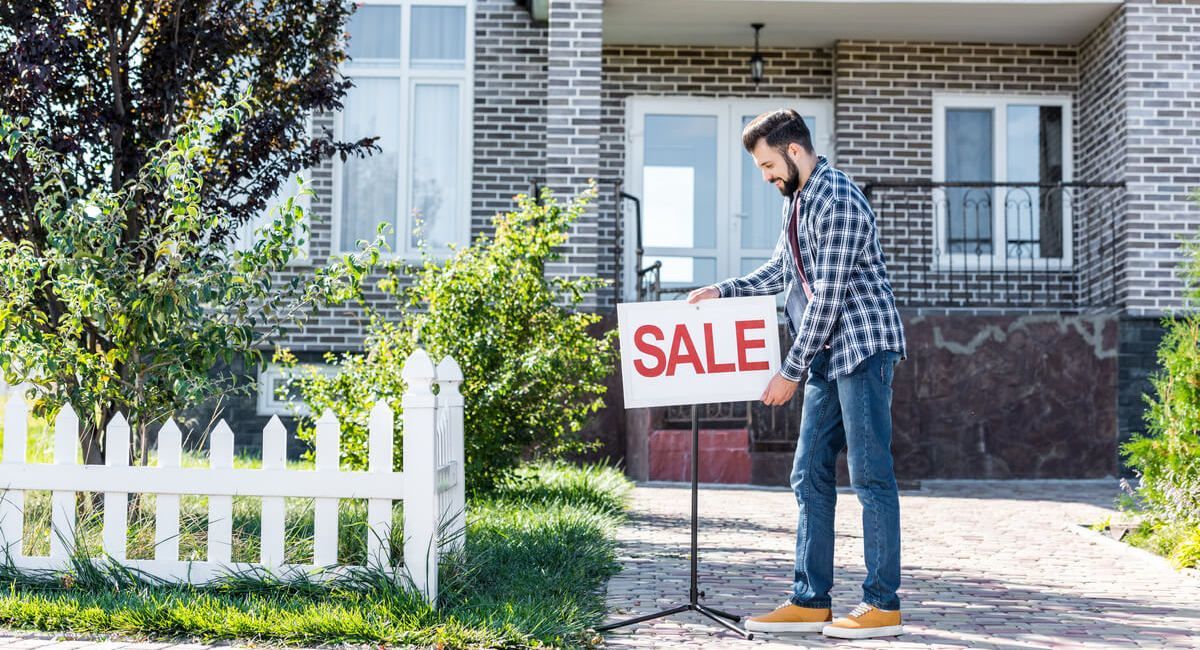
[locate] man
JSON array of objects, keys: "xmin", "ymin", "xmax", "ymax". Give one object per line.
[{"xmin": 687, "ymin": 109, "xmax": 907, "ymax": 640}]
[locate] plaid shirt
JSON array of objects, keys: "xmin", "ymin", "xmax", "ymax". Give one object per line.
[{"xmin": 715, "ymin": 156, "xmax": 906, "ymax": 381}]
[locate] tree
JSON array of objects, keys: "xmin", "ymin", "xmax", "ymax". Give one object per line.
[
  {"xmin": 0, "ymin": 1, "xmax": 377, "ymax": 463},
  {"xmin": 287, "ymin": 186, "xmax": 617, "ymax": 492}
]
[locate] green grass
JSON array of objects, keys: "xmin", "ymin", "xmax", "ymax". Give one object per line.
[
  {"xmin": 0, "ymin": 402, "xmax": 634, "ymax": 648},
  {"xmin": 1123, "ymin": 518, "xmax": 1200, "ymax": 570}
]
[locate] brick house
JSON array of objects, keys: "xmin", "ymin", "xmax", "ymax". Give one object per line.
[{"xmin": 236, "ymin": 0, "xmax": 1198, "ymax": 485}]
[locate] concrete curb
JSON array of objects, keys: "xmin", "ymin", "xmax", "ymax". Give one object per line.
[{"xmin": 1066, "ymin": 522, "xmax": 1200, "ymax": 580}]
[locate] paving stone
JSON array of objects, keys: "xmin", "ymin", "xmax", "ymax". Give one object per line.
[{"xmin": 601, "ymin": 481, "xmax": 1200, "ymax": 649}]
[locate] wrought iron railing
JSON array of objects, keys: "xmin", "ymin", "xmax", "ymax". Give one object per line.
[
  {"xmin": 862, "ymin": 180, "xmax": 1125, "ymax": 310},
  {"xmin": 630, "ymin": 180, "xmax": 1125, "ymax": 434}
]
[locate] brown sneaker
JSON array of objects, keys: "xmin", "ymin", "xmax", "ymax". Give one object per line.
[
  {"xmin": 744, "ymin": 601, "xmax": 832, "ymax": 633},
  {"xmin": 822, "ymin": 602, "xmax": 904, "ymax": 639}
]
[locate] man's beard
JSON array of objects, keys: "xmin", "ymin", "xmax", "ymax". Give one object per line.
[{"xmin": 776, "ymin": 154, "xmax": 801, "ymax": 196}]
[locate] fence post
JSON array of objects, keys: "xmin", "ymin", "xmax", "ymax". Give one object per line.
[
  {"xmin": 402, "ymin": 348, "xmax": 438, "ymax": 603},
  {"xmin": 103, "ymin": 413, "xmax": 131, "ymax": 561},
  {"xmin": 436, "ymin": 356, "xmax": 466, "ymax": 553},
  {"xmin": 50, "ymin": 404, "xmax": 79, "ymax": 562},
  {"xmin": 1, "ymin": 390, "xmax": 28, "ymax": 559},
  {"xmin": 260, "ymin": 415, "xmax": 287, "ymax": 568},
  {"xmin": 155, "ymin": 419, "xmax": 182, "ymax": 563},
  {"xmin": 313, "ymin": 409, "xmax": 340, "ymax": 567},
  {"xmin": 367, "ymin": 400, "xmax": 395, "ymax": 570},
  {"xmin": 208, "ymin": 420, "xmax": 235, "ymax": 564}
]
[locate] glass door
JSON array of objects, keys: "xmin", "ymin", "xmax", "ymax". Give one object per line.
[{"xmin": 625, "ymin": 97, "xmax": 832, "ymax": 301}]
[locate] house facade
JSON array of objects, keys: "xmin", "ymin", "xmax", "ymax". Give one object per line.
[{"xmin": 234, "ymin": 0, "xmax": 1199, "ymax": 485}]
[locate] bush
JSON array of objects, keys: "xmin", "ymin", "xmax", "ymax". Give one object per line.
[
  {"xmin": 284, "ymin": 185, "xmax": 617, "ymax": 492},
  {"xmin": 1121, "ymin": 314, "xmax": 1200, "ymax": 526},
  {"xmin": 1120, "ymin": 202, "xmax": 1200, "ymax": 566}
]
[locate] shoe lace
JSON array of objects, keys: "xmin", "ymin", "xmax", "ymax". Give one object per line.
[{"xmin": 849, "ymin": 602, "xmax": 874, "ymax": 618}]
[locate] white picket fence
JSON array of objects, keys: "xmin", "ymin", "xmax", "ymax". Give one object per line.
[{"xmin": 0, "ymin": 349, "xmax": 464, "ymax": 603}]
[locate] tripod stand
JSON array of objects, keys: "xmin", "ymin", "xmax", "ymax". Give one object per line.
[{"xmin": 597, "ymin": 403, "xmax": 753, "ymax": 639}]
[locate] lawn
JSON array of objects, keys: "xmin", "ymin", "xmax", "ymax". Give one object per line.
[{"xmin": 0, "ymin": 399, "xmax": 632, "ymax": 649}]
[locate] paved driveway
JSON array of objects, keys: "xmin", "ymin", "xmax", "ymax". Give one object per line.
[{"xmin": 601, "ymin": 481, "xmax": 1200, "ymax": 649}]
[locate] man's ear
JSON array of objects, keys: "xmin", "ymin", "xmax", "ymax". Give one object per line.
[{"xmin": 788, "ymin": 142, "xmax": 803, "ymax": 159}]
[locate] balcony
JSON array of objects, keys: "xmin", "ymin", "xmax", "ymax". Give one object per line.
[{"xmin": 631, "ymin": 181, "xmax": 1125, "ymax": 312}]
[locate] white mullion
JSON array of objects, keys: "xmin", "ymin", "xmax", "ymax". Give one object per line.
[
  {"xmin": 460, "ymin": 0, "xmax": 476, "ymax": 251},
  {"xmin": 717, "ymin": 103, "xmax": 732, "ymax": 282},
  {"xmin": 453, "ymin": 77, "xmax": 470, "ymax": 253},
  {"xmin": 1060, "ymin": 99, "xmax": 1074, "ymax": 268},
  {"xmin": 993, "ymin": 100, "xmax": 1007, "ymax": 267},
  {"xmin": 397, "ymin": 1, "xmax": 412, "ymax": 257},
  {"xmin": 331, "ymin": 99, "xmax": 346, "ymax": 257}
]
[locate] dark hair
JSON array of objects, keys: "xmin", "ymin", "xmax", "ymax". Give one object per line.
[{"xmin": 741, "ymin": 109, "xmax": 813, "ymax": 155}]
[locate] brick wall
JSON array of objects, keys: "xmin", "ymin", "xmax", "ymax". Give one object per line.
[
  {"xmin": 472, "ymin": 0, "xmax": 549, "ymax": 237},
  {"xmin": 1122, "ymin": 0, "xmax": 1200, "ymax": 316},
  {"xmin": 1076, "ymin": 7, "xmax": 1128, "ymax": 309},
  {"xmin": 271, "ymin": 0, "xmax": 550, "ymax": 352},
  {"xmin": 545, "ymin": 0, "xmax": 604, "ymax": 309},
  {"xmin": 834, "ymin": 41, "xmax": 1080, "ymax": 309},
  {"xmin": 1117, "ymin": 316, "xmax": 1168, "ymax": 473}
]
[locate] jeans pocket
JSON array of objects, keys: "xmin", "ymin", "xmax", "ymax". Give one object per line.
[{"xmin": 879, "ymin": 353, "xmax": 897, "ymax": 387}]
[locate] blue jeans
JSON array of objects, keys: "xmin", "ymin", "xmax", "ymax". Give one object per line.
[{"xmin": 788, "ymin": 348, "xmax": 902, "ymax": 611}]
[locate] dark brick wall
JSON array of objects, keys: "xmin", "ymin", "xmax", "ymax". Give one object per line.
[
  {"xmin": 1117, "ymin": 316, "xmax": 1170, "ymax": 475},
  {"xmin": 1077, "ymin": 7, "xmax": 1128, "ymax": 309},
  {"xmin": 627, "ymin": 310, "xmax": 1123, "ymax": 483}
]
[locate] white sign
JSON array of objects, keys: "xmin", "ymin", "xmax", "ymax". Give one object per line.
[{"xmin": 617, "ymin": 297, "xmax": 780, "ymax": 409}]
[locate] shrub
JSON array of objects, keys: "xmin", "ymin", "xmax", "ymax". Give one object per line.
[
  {"xmin": 285, "ymin": 185, "xmax": 617, "ymax": 492},
  {"xmin": 1121, "ymin": 197, "xmax": 1200, "ymax": 557}
]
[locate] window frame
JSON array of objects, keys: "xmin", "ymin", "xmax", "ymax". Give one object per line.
[
  {"xmin": 331, "ymin": 0, "xmax": 475, "ymax": 261},
  {"xmin": 931, "ymin": 93, "xmax": 1075, "ymax": 272},
  {"xmin": 256, "ymin": 363, "xmax": 338, "ymax": 417}
]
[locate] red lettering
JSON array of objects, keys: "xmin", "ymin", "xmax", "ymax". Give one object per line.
[
  {"xmin": 666, "ymin": 323, "xmax": 705, "ymax": 376},
  {"xmin": 736, "ymin": 319, "xmax": 770, "ymax": 371},
  {"xmin": 703, "ymin": 323, "xmax": 736, "ymax": 374},
  {"xmin": 633, "ymin": 324, "xmax": 666, "ymax": 377}
]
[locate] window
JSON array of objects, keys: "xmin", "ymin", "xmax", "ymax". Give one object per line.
[
  {"xmin": 336, "ymin": 0, "xmax": 473, "ymax": 257},
  {"xmin": 932, "ymin": 94, "xmax": 1073, "ymax": 270},
  {"xmin": 234, "ymin": 168, "xmax": 313, "ymax": 261},
  {"xmin": 256, "ymin": 363, "xmax": 337, "ymax": 417}
]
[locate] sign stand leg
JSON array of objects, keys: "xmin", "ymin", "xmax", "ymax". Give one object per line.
[{"xmin": 597, "ymin": 402, "xmax": 753, "ymax": 639}]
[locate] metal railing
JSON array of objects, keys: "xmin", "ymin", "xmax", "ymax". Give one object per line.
[
  {"xmin": 862, "ymin": 180, "xmax": 1125, "ymax": 310},
  {"xmin": 628, "ymin": 180, "xmax": 1125, "ymax": 433}
]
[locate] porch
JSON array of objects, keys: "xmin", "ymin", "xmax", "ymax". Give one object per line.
[{"xmin": 565, "ymin": 0, "xmax": 1134, "ymax": 484}]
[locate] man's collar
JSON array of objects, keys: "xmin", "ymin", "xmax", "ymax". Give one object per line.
[{"xmin": 793, "ymin": 155, "xmax": 828, "ymax": 205}]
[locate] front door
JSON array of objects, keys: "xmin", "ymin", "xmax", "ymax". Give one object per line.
[{"xmin": 625, "ymin": 97, "xmax": 833, "ymax": 300}]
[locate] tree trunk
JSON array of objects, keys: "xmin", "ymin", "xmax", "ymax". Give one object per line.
[{"xmin": 80, "ymin": 421, "xmax": 105, "ymax": 466}]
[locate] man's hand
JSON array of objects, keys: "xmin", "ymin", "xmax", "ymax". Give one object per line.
[
  {"xmin": 687, "ymin": 286, "xmax": 719, "ymax": 304},
  {"xmin": 760, "ymin": 372, "xmax": 799, "ymax": 406}
]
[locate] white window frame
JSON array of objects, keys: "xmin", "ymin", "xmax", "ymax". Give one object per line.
[
  {"xmin": 234, "ymin": 169, "xmax": 313, "ymax": 264},
  {"xmin": 232, "ymin": 116, "xmax": 314, "ymax": 264},
  {"xmin": 256, "ymin": 363, "xmax": 337, "ymax": 417},
  {"xmin": 331, "ymin": 0, "xmax": 475, "ymax": 260},
  {"xmin": 931, "ymin": 93, "xmax": 1074, "ymax": 272}
]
